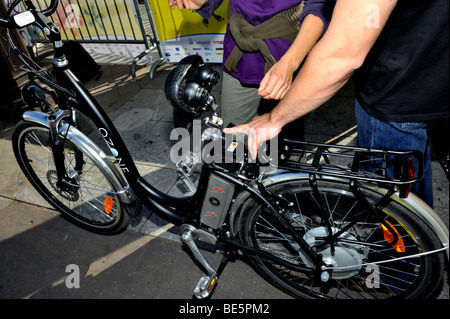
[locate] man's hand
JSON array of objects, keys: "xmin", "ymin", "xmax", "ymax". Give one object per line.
[
  {"xmin": 169, "ymin": 0, "xmax": 207, "ymax": 10},
  {"xmin": 258, "ymin": 14, "xmax": 326, "ymax": 100},
  {"xmin": 258, "ymin": 60, "xmax": 294, "ymax": 100},
  {"xmin": 223, "ymin": 113, "xmax": 282, "ymax": 160},
  {"xmin": 227, "ymin": 0, "xmax": 398, "ymax": 160}
]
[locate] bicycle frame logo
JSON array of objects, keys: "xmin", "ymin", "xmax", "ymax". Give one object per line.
[{"xmin": 99, "ymin": 127, "xmax": 130, "ymax": 173}]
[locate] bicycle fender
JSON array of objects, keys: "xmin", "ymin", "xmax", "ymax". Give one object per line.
[
  {"xmin": 228, "ymin": 169, "xmax": 449, "ymax": 262},
  {"xmin": 364, "ymin": 182, "xmax": 449, "ymax": 262},
  {"xmin": 22, "ymin": 111, "xmax": 134, "ymax": 206}
]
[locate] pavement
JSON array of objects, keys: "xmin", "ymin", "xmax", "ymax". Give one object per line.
[{"xmin": 0, "ymin": 53, "xmax": 448, "ymax": 301}]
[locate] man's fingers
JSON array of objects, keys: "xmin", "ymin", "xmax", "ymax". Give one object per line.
[
  {"xmin": 258, "ymin": 77, "xmax": 276, "ymax": 98},
  {"xmin": 223, "ymin": 125, "xmax": 247, "ymax": 135},
  {"xmin": 223, "ymin": 125, "xmax": 256, "ymax": 159},
  {"xmin": 223, "ymin": 114, "xmax": 282, "ymax": 161},
  {"xmin": 169, "ymin": 0, "xmax": 188, "ymax": 10},
  {"xmin": 247, "ymin": 133, "xmax": 258, "ymax": 160},
  {"xmin": 258, "ymin": 75, "xmax": 268, "ymax": 93},
  {"xmin": 224, "ymin": 126, "xmax": 259, "ymax": 160}
]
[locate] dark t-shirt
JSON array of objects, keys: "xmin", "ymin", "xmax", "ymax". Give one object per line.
[{"xmin": 355, "ymin": 0, "xmax": 449, "ymax": 122}]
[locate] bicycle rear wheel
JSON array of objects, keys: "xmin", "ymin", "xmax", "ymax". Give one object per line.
[
  {"xmin": 237, "ymin": 178, "xmax": 445, "ymax": 299},
  {"xmin": 12, "ymin": 121, "xmax": 129, "ymax": 234}
]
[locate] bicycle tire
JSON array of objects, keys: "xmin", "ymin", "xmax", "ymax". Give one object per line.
[
  {"xmin": 12, "ymin": 120, "xmax": 129, "ymax": 234},
  {"xmin": 237, "ymin": 177, "xmax": 445, "ymax": 299}
]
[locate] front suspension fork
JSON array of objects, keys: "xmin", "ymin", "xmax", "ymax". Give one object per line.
[{"xmin": 47, "ymin": 109, "xmax": 73, "ymax": 189}]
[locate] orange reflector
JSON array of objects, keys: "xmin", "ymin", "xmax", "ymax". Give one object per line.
[
  {"xmin": 381, "ymin": 221, "xmax": 405, "ymax": 253},
  {"xmin": 208, "ymin": 278, "xmax": 216, "ymax": 291},
  {"xmin": 104, "ymin": 196, "xmax": 114, "ymax": 214}
]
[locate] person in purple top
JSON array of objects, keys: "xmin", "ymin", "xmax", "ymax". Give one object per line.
[
  {"xmin": 169, "ymin": 0, "xmax": 334, "ymax": 127},
  {"xmin": 224, "ymin": 0, "xmax": 448, "ymax": 207}
]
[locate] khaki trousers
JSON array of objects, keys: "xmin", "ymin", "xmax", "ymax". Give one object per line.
[{"xmin": 221, "ymin": 72, "xmax": 275, "ymax": 127}]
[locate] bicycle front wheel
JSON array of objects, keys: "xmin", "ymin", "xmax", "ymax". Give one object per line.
[
  {"xmin": 237, "ymin": 178, "xmax": 445, "ymax": 299},
  {"xmin": 12, "ymin": 121, "xmax": 129, "ymax": 234}
]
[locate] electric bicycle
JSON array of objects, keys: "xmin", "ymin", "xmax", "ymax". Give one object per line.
[{"xmin": 1, "ymin": 0, "xmax": 448, "ymax": 299}]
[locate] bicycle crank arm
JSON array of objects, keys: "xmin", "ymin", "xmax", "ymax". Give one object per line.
[{"xmin": 180, "ymin": 224, "xmax": 225, "ymax": 299}]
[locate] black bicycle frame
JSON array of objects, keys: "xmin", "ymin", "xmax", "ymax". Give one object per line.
[
  {"xmin": 54, "ymin": 56, "xmax": 323, "ymax": 265},
  {"xmin": 20, "ymin": 5, "xmax": 196, "ymax": 226},
  {"xmin": 54, "ymin": 62, "xmax": 208, "ymax": 220},
  {"xmin": 1, "ymin": 1, "xmax": 320, "ymax": 272}
]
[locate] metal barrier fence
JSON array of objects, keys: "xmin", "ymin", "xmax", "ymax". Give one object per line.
[
  {"xmin": 30, "ymin": 0, "xmax": 145, "ymax": 42},
  {"xmin": 22, "ymin": 0, "xmax": 164, "ymax": 78}
]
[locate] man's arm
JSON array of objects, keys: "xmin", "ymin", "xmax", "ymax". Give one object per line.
[
  {"xmin": 259, "ymin": 0, "xmax": 335, "ymax": 100},
  {"xmin": 224, "ymin": 0, "xmax": 398, "ymax": 159}
]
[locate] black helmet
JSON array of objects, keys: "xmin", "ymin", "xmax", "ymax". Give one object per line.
[{"xmin": 165, "ymin": 55, "xmax": 219, "ymax": 116}]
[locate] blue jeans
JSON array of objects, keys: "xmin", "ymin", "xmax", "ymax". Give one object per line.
[{"xmin": 355, "ymin": 100, "xmax": 433, "ymax": 207}]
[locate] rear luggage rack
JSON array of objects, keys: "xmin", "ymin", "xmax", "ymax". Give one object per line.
[{"xmin": 277, "ymin": 139, "xmax": 423, "ymax": 186}]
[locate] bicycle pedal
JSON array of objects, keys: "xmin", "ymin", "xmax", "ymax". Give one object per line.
[
  {"xmin": 181, "ymin": 225, "xmax": 220, "ymax": 298},
  {"xmin": 194, "ymin": 273, "xmax": 218, "ymax": 299}
]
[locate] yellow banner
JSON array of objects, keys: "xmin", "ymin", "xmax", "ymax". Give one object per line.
[{"xmin": 149, "ymin": 0, "xmax": 229, "ymax": 63}]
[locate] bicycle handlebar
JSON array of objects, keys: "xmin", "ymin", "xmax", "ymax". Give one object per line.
[
  {"xmin": 0, "ymin": 0, "xmax": 58, "ymax": 28},
  {"xmin": 38, "ymin": 0, "xmax": 59, "ymax": 17}
]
